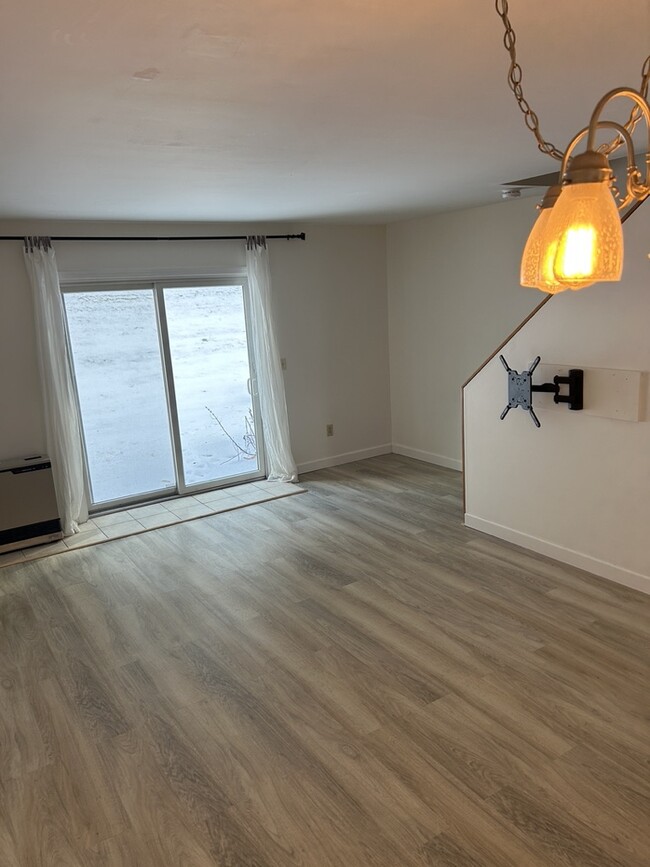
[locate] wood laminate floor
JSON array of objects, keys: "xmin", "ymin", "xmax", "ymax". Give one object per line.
[{"xmin": 0, "ymin": 455, "xmax": 648, "ymax": 866}]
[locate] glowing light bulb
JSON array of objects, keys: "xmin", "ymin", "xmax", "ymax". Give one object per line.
[
  {"xmin": 559, "ymin": 226, "xmax": 597, "ymax": 278},
  {"xmin": 548, "ymin": 181, "xmax": 623, "ymax": 288}
]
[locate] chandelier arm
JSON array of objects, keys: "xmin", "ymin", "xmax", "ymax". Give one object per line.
[
  {"xmin": 599, "ymin": 122, "xmax": 639, "ymax": 210},
  {"xmin": 562, "ymin": 121, "xmax": 632, "ymax": 175},
  {"xmin": 561, "ymin": 127, "xmax": 590, "ymax": 178},
  {"xmin": 586, "ymin": 88, "xmax": 650, "ymax": 199},
  {"xmin": 586, "ymin": 88, "xmax": 650, "ymax": 152},
  {"xmin": 597, "ymin": 57, "xmax": 650, "ymax": 157}
]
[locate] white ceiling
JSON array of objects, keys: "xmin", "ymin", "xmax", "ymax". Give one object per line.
[{"xmin": 0, "ymin": 0, "xmax": 648, "ymax": 222}]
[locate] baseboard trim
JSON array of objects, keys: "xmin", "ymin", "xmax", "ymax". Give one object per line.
[
  {"xmin": 464, "ymin": 513, "xmax": 650, "ymax": 596},
  {"xmin": 392, "ymin": 444, "xmax": 462, "ymax": 472},
  {"xmin": 297, "ymin": 444, "xmax": 392, "ymax": 475}
]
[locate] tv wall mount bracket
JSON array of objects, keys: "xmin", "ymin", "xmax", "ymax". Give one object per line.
[{"xmin": 499, "ymin": 355, "xmax": 583, "ymax": 428}]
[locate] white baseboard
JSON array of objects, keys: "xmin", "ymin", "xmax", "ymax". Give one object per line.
[
  {"xmin": 392, "ymin": 444, "xmax": 462, "ymax": 473},
  {"xmin": 297, "ymin": 444, "xmax": 392, "ymax": 475},
  {"xmin": 464, "ymin": 513, "xmax": 650, "ymax": 596}
]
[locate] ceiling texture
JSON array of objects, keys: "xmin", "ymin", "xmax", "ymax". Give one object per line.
[{"xmin": 1, "ymin": 0, "xmax": 648, "ymax": 222}]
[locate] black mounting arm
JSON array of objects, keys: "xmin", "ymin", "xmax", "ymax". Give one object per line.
[
  {"xmin": 499, "ymin": 355, "xmax": 583, "ymax": 428},
  {"xmin": 550, "ymin": 370, "xmax": 584, "ymax": 408}
]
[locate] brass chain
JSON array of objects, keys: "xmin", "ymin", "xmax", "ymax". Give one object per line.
[{"xmin": 495, "ymin": 0, "xmax": 650, "ymax": 162}]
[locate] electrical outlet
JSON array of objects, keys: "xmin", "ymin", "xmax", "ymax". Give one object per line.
[
  {"xmin": 326, "ymin": 423, "xmax": 334, "ymax": 437},
  {"xmin": 280, "ymin": 357, "xmax": 287, "ymax": 371}
]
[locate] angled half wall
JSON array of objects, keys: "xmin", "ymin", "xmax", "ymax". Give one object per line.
[{"xmin": 463, "ymin": 201, "xmax": 650, "ymax": 594}]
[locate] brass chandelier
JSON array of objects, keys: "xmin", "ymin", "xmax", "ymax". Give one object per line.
[{"xmin": 496, "ymin": 0, "xmax": 650, "ymax": 293}]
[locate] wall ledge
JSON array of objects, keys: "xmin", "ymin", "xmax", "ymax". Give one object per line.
[
  {"xmin": 297, "ymin": 444, "xmax": 392, "ymax": 474},
  {"xmin": 464, "ymin": 513, "xmax": 650, "ymax": 596},
  {"xmin": 392, "ymin": 444, "xmax": 462, "ymax": 472}
]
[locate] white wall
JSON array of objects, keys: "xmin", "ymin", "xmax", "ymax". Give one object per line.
[
  {"xmin": 0, "ymin": 220, "xmax": 391, "ymax": 473},
  {"xmin": 386, "ymin": 197, "xmax": 542, "ymax": 469},
  {"xmin": 464, "ymin": 204, "xmax": 650, "ymax": 593}
]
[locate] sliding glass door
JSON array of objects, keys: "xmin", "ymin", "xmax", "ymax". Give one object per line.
[
  {"xmin": 162, "ymin": 285, "xmax": 259, "ymax": 488},
  {"xmin": 63, "ymin": 280, "xmax": 264, "ymax": 510}
]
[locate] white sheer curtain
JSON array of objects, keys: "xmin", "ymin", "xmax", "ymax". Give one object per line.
[
  {"xmin": 23, "ymin": 238, "xmax": 88, "ymax": 534},
  {"xmin": 246, "ymin": 236, "xmax": 298, "ymax": 482}
]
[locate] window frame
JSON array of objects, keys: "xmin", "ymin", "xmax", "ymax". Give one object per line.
[{"xmin": 61, "ymin": 276, "xmax": 266, "ymax": 513}]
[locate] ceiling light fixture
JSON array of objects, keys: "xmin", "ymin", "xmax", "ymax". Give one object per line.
[{"xmin": 496, "ymin": 0, "xmax": 649, "ymax": 293}]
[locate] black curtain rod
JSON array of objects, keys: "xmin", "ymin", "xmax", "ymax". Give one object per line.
[{"xmin": 0, "ymin": 232, "xmax": 306, "ymax": 242}]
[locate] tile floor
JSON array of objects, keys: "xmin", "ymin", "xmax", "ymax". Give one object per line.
[{"xmin": 0, "ymin": 480, "xmax": 306, "ymax": 569}]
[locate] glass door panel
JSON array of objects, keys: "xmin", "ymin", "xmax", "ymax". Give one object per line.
[
  {"xmin": 162, "ymin": 285, "xmax": 260, "ymax": 488},
  {"xmin": 64, "ymin": 289, "xmax": 176, "ymax": 505}
]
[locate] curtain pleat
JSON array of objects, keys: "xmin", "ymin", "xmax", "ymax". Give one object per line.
[{"xmin": 246, "ymin": 236, "xmax": 298, "ymax": 482}]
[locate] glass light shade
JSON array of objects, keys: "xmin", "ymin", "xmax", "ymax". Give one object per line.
[
  {"xmin": 520, "ymin": 205, "xmax": 570, "ymax": 294},
  {"xmin": 548, "ymin": 181, "xmax": 623, "ymax": 288}
]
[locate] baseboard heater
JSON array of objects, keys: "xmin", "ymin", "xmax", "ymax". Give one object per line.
[{"xmin": 0, "ymin": 455, "xmax": 63, "ymax": 553}]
